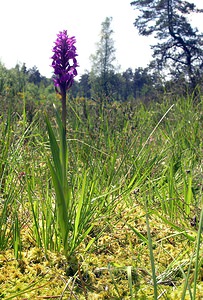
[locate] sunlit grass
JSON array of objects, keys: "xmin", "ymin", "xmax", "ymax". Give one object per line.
[{"xmin": 0, "ymin": 95, "xmax": 202, "ymax": 299}]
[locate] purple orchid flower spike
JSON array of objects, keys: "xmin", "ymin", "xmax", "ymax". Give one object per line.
[
  {"xmin": 51, "ymin": 30, "xmax": 78, "ymax": 130},
  {"xmin": 51, "ymin": 30, "xmax": 78, "ymax": 94}
]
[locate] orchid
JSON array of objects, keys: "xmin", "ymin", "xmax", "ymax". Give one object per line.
[
  {"xmin": 51, "ymin": 30, "xmax": 78, "ymax": 94},
  {"xmin": 51, "ymin": 30, "xmax": 78, "ymax": 93},
  {"xmin": 51, "ymin": 30, "xmax": 78, "ymax": 130}
]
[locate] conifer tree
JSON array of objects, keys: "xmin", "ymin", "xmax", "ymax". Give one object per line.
[
  {"xmin": 90, "ymin": 17, "xmax": 116, "ymax": 97},
  {"xmin": 131, "ymin": 0, "xmax": 203, "ymax": 89}
]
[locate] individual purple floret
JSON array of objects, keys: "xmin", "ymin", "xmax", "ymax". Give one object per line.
[{"xmin": 51, "ymin": 30, "xmax": 78, "ymax": 94}]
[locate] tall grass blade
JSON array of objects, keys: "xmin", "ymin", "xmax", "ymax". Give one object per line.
[
  {"xmin": 193, "ymin": 207, "xmax": 203, "ymax": 299},
  {"xmin": 146, "ymin": 204, "xmax": 158, "ymax": 300},
  {"xmin": 127, "ymin": 266, "xmax": 134, "ymax": 299},
  {"xmin": 107, "ymin": 263, "xmax": 121, "ymax": 298},
  {"xmin": 27, "ymin": 177, "xmax": 42, "ymax": 247},
  {"xmin": 72, "ymin": 172, "xmax": 87, "ymax": 250}
]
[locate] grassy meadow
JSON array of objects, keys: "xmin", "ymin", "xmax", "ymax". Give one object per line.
[{"xmin": 0, "ymin": 93, "xmax": 203, "ymax": 299}]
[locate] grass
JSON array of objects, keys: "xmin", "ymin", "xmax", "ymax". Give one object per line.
[{"xmin": 0, "ymin": 95, "xmax": 202, "ymax": 299}]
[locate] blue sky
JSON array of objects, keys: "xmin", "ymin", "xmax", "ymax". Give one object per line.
[{"xmin": 0, "ymin": 0, "xmax": 202, "ymax": 78}]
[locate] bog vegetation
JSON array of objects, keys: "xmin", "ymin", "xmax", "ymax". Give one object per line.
[{"xmin": 0, "ymin": 61, "xmax": 202, "ymax": 299}]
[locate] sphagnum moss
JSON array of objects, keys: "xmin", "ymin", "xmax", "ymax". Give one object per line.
[{"xmin": 1, "ymin": 193, "xmax": 202, "ymax": 298}]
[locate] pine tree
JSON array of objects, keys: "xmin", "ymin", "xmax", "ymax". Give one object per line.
[
  {"xmin": 90, "ymin": 17, "xmax": 116, "ymax": 98},
  {"xmin": 131, "ymin": 0, "xmax": 203, "ymax": 89}
]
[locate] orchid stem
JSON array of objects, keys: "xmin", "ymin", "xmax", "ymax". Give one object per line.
[{"xmin": 61, "ymin": 90, "xmax": 67, "ymax": 134}]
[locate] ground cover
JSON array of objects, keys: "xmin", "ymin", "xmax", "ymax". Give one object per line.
[{"xmin": 0, "ymin": 96, "xmax": 202, "ymax": 299}]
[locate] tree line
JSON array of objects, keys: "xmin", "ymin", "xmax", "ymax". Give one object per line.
[
  {"xmin": 0, "ymin": 61, "xmax": 161, "ymax": 103},
  {"xmin": 74, "ymin": 0, "xmax": 203, "ymax": 102},
  {"xmin": 1, "ymin": 0, "xmax": 203, "ymax": 105}
]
